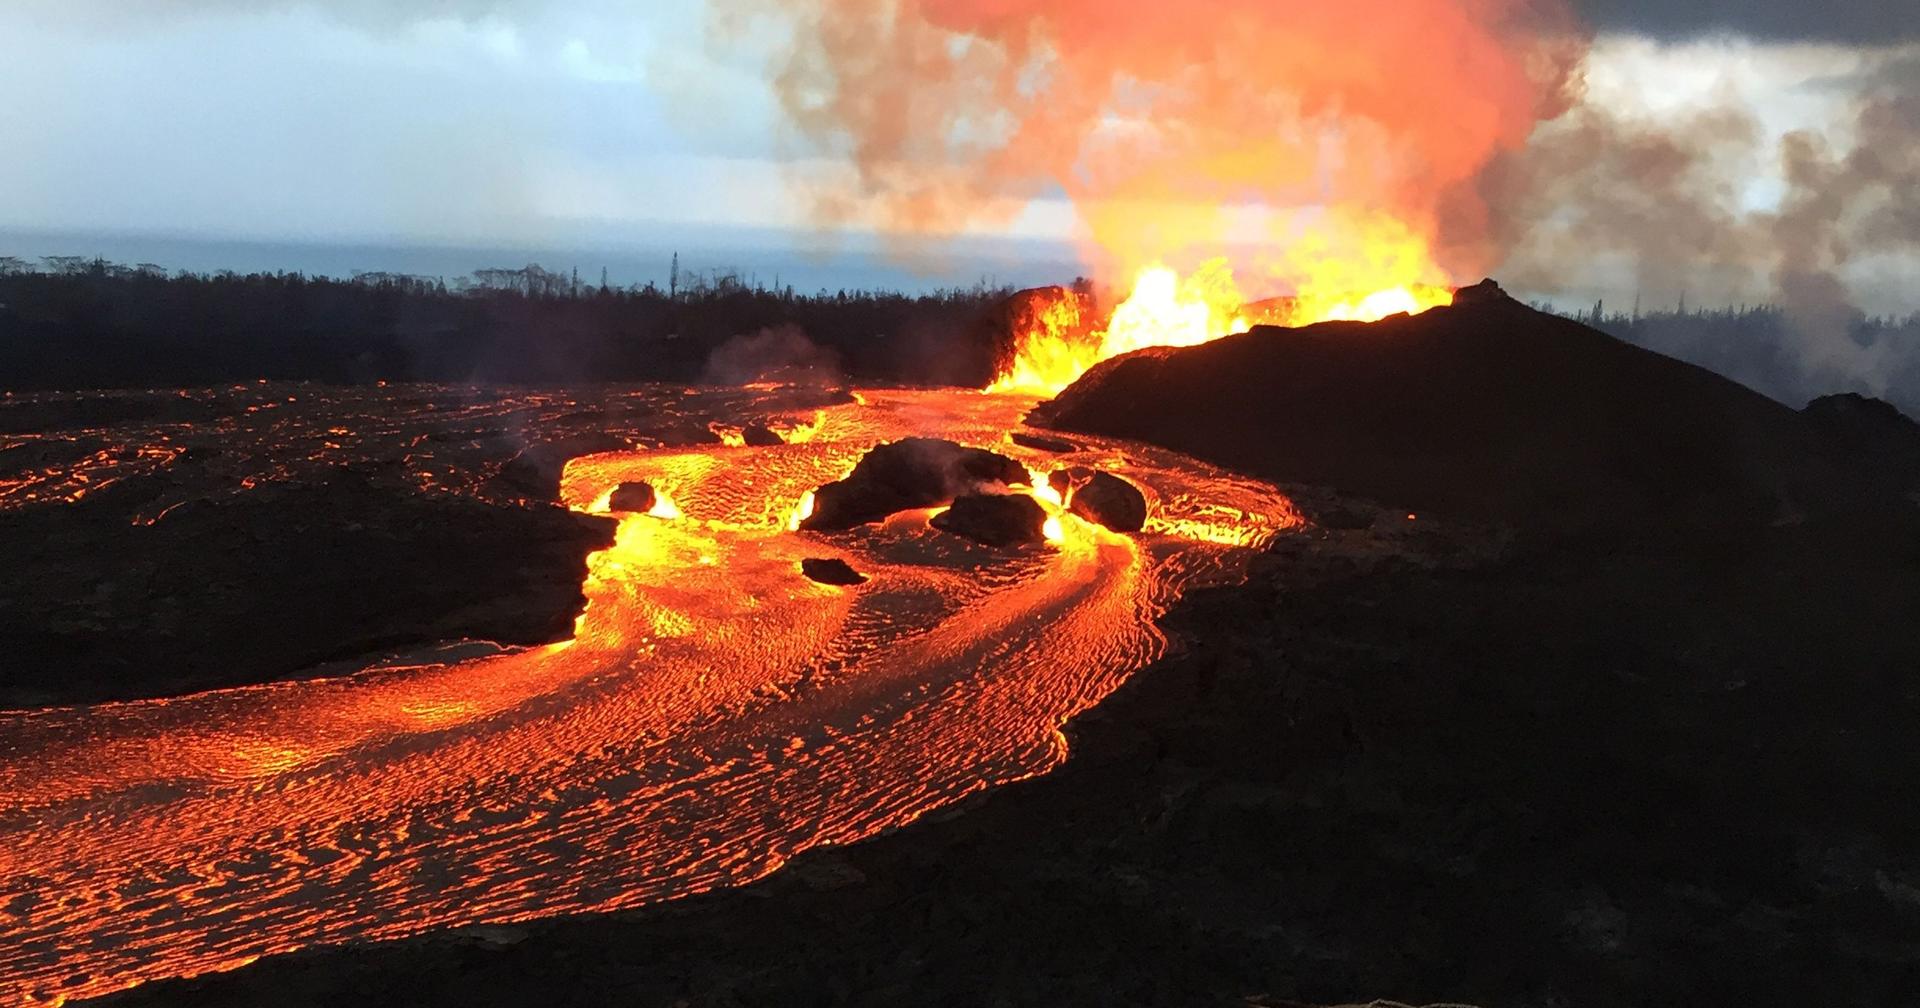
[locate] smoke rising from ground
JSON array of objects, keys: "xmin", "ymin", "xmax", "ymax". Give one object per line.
[{"xmin": 702, "ymin": 324, "xmax": 845, "ymax": 386}]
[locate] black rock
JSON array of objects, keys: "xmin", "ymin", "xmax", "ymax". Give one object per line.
[
  {"xmin": 1011, "ymin": 431, "xmax": 1078, "ymax": 454},
  {"xmin": 800, "ymin": 438, "xmax": 1029, "ymax": 531},
  {"xmin": 1451, "ymin": 276, "xmax": 1510, "ymax": 307},
  {"xmin": 1803, "ymin": 393, "xmax": 1920, "ymax": 497},
  {"xmin": 496, "ymin": 434, "xmax": 631, "ymax": 500},
  {"xmin": 800, "ymin": 557, "xmax": 868, "ymax": 586},
  {"xmin": 1069, "ymin": 471, "xmax": 1148, "ymax": 533},
  {"xmin": 929, "ymin": 493, "xmax": 1048, "ymax": 547},
  {"xmin": 742, "ymin": 423, "xmax": 786, "ymax": 447},
  {"xmin": 606, "ymin": 481, "xmax": 657, "ymax": 514},
  {"xmin": 1047, "ymin": 465, "xmax": 1095, "ymax": 501}
]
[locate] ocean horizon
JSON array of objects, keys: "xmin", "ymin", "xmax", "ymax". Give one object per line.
[{"xmin": 0, "ymin": 225, "xmax": 1092, "ymax": 296}]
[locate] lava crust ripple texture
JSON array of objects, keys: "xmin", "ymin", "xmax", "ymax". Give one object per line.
[{"xmin": 0, "ymin": 387, "xmax": 1299, "ymax": 1006}]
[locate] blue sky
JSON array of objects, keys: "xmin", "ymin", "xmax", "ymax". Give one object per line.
[{"xmin": 2, "ymin": 5, "xmax": 753, "ymax": 244}]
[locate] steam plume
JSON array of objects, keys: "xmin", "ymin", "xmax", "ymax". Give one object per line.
[
  {"xmin": 1480, "ymin": 46, "xmax": 1920, "ymax": 394},
  {"xmin": 1772, "ymin": 54, "xmax": 1920, "ymax": 349},
  {"xmin": 703, "ymin": 324, "xmax": 845, "ymax": 386}
]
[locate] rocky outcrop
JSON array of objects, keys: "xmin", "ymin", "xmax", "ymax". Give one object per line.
[
  {"xmin": 1068, "ymin": 471, "xmax": 1148, "ymax": 533},
  {"xmin": 800, "ymin": 557, "xmax": 868, "ymax": 586},
  {"xmin": 1803, "ymin": 392, "xmax": 1920, "ymax": 497},
  {"xmin": 800, "ymin": 438, "xmax": 1029, "ymax": 531},
  {"xmin": 741, "ymin": 423, "xmax": 786, "ymax": 447},
  {"xmin": 929, "ymin": 493, "xmax": 1049, "ymax": 547},
  {"xmin": 1047, "ymin": 465, "xmax": 1093, "ymax": 501},
  {"xmin": 1010, "ymin": 431, "xmax": 1077, "ymax": 454},
  {"xmin": 1450, "ymin": 275, "xmax": 1510, "ymax": 307},
  {"xmin": 606, "ymin": 481, "xmax": 658, "ymax": 515}
]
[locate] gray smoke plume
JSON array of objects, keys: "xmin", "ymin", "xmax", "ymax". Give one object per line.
[
  {"xmin": 702, "ymin": 325, "xmax": 844, "ymax": 387},
  {"xmin": 1771, "ymin": 53, "xmax": 1920, "ymax": 343},
  {"xmin": 1467, "ymin": 45, "xmax": 1920, "ymax": 397}
]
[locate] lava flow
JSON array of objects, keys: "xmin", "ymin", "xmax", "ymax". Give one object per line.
[{"xmin": 0, "ymin": 385, "xmax": 1299, "ymax": 1006}]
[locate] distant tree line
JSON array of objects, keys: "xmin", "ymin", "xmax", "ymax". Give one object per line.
[
  {"xmin": 0, "ymin": 256, "xmax": 1014, "ymax": 391},
  {"xmin": 6, "ymin": 254, "xmax": 1915, "ymax": 410},
  {"xmin": 1541, "ymin": 298, "xmax": 1920, "ymax": 415}
]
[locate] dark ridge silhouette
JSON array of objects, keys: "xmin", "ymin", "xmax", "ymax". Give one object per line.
[
  {"xmin": 6, "ymin": 257, "xmax": 1917, "ymax": 415},
  {"xmin": 1802, "ymin": 392, "xmax": 1920, "ymax": 499},
  {"xmin": 1032, "ymin": 280, "xmax": 1883, "ymax": 535}
]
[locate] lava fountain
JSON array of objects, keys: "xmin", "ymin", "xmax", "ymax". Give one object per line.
[{"xmin": 991, "ymin": 237, "xmax": 1458, "ymax": 395}]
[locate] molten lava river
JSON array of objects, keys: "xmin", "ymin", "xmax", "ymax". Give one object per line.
[{"xmin": 0, "ymin": 386, "xmax": 1300, "ymax": 1005}]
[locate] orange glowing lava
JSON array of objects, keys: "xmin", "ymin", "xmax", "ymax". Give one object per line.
[
  {"xmin": 773, "ymin": 411, "xmax": 827, "ymax": 444},
  {"xmin": 1026, "ymin": 466, "xmax": 1064, "ymax": 508},
  {"xmin": 0, "ymin": 386, "xmax": 1302, "ymax": 1006},
  {"xmin": 786, "ymin": 489, "xmax": 817, "ymax": 531},
  {"xmin": 646, "ymin": 489, "xmax": 686, "ymax": 520},
  {"xmin": 990, "ymin": 217, "xmax": 1457, "ymax": 395}
]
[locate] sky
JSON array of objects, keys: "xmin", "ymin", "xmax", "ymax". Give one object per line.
[{"xmin": 0, "ymin": 1, "xmax": 1914, "ymax": 307}]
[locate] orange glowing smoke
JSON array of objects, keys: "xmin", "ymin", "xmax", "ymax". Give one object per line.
[{"xmin": 711, "ymin": 0, "xmax": 1585, "ymax": 291}]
